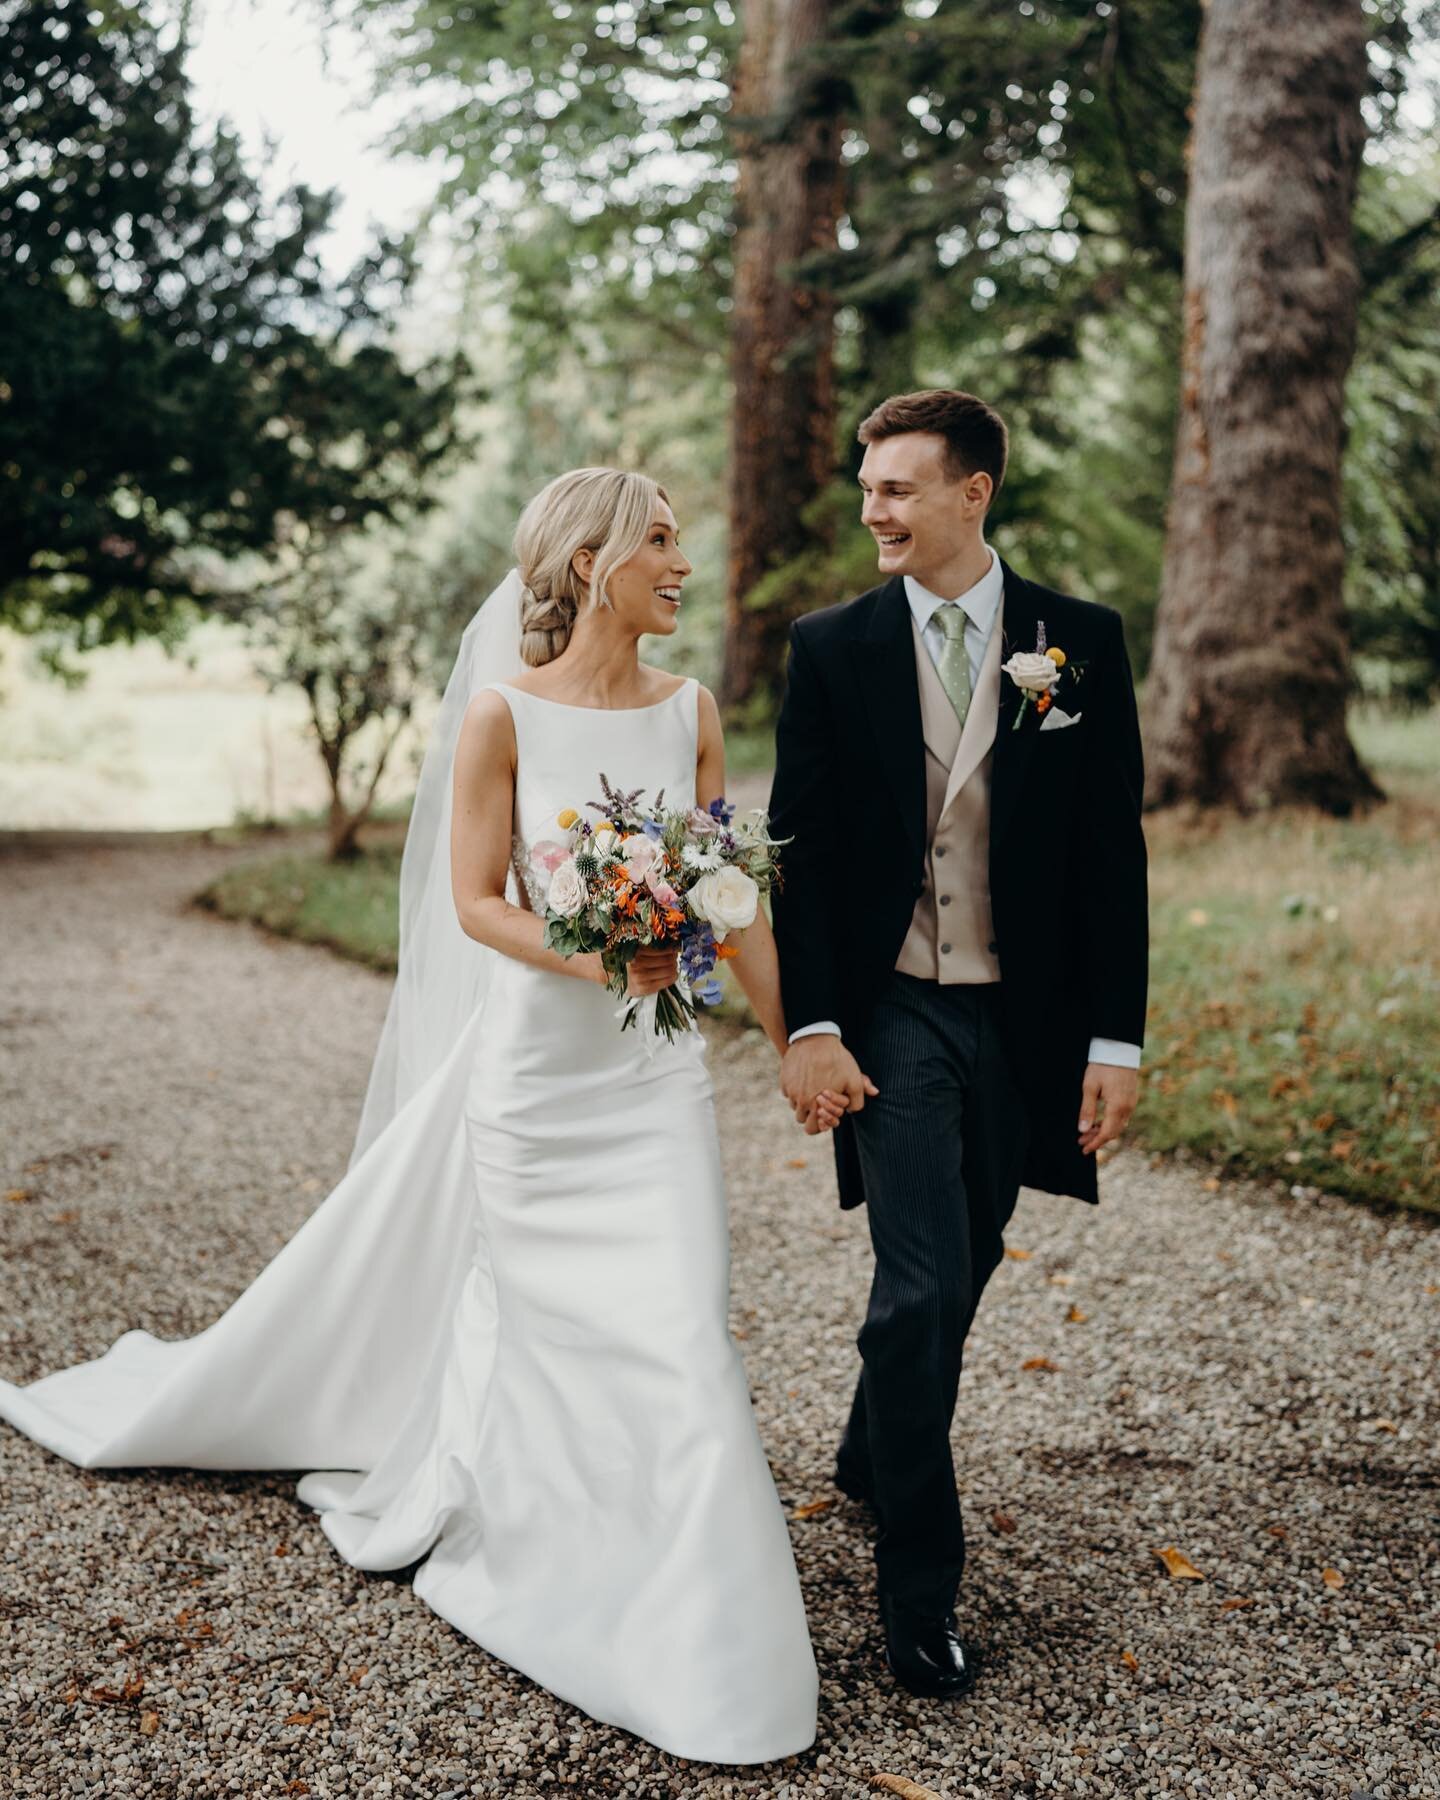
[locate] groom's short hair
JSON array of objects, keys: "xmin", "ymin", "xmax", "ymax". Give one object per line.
[{"xmin": 857, "ymin": 389, "xmax": 1008, "ymax": 501}]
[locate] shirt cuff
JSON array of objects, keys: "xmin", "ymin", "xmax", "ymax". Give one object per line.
[
  {"xmin": 787, "ymin": 1020, "xmax": 842, "ymax": 1045},
  {"xmin": 1087, "ymin": 1036, "xmax": 1142, "ymax": 1069}
]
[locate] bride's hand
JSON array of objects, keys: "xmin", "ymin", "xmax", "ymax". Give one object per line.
[{"xmin": 625, "ymin": 945, "xmax": 681, "ymax": 998}]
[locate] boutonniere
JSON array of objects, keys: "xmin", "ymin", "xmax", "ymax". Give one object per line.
[{"xmin": 1001, "ymin": 619, "xmax": 1088, "ymax": 730}]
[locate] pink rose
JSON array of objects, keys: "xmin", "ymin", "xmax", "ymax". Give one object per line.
[
  {"xmin": 621, "ymin": 833, "xmax": 659, "ymax": 882},
  {"xmin": 646, "ymin": 870, "xmax": 680, "ymax": 909}
]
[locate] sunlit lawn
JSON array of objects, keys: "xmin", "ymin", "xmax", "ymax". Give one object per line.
[{"xmin": 197, "ymin": 704, "xmax": 1440, "ymax": 1215}]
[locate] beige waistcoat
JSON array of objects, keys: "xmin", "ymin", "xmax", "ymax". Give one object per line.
[{"xmin": 894, "ymin": 607, "xmax": 1004, "ymax": 985}]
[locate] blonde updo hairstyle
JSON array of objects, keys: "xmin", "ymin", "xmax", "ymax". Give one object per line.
[{"xmin": 513, "ymin": 466, "xmax": 670, "ymax": 669}]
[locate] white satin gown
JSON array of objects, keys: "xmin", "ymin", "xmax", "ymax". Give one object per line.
[{"xmin": 0, "ymin": 675, "xmax": 819, "ymax": 1765}]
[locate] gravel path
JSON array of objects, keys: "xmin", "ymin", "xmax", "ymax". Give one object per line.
[{"xmin": 1, "ymin": 832, "xmax": 1436, "ymax": 1800}]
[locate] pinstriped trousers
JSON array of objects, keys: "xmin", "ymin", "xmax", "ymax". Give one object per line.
[{"xmin": 837, "ymin": 970, "xmax": 1030, "ymax": 1616}]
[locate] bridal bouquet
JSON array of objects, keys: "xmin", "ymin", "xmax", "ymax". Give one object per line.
[{"xmin": 531, "ymin": 774, "xmax": 786, "ymax": 1042}]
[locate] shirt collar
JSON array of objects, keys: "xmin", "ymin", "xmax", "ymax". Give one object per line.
[{"xmin": 903, "ymin": 543, "xmax": 1002, "ymax": 636}]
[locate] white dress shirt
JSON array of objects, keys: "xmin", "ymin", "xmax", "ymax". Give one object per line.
[{"xmin": 787, "ymin": 544, "xmax": 1142, "ymax": 1071}]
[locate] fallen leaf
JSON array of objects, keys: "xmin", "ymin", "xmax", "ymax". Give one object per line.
[
  {"xmin": 1202, "ymin": 1176, "xmax": 1220, "ymax": 1191},
  {"xmin": 4, "ymin": 1189, "xmax": 35, "ymax": 1204},
  {"xmin": 1066, "ymin": 1304, "xmax": 1088, "ymax": 1323},
  {"xmin": 274, "ymin": 1542, "xmax": 289, "ymax": 1557},
  {"xmin": 1047, "ymin": 1272, "xmax": 1074, "ymax": 1286},
  {"xmin": 1120, "ymin": 1650, "xmax": 1139, "ymax": 1670},
  {"xmin": 1322, "ymin": 1567, "xmax": 1344, "ymax": 1590},
  {"xmin": 785, "ymin": 1157, "xmax": 808, "ymax": 1170},
  {"xmin": 1312, "ymin": 1110, "xmax": 1337, "ymax": 1132},
  {"xmin": 284, "ymin": 1784, "xmax": 311, "ymax": 1796},
  {"xmin": 140, "ymin": 1711, "xmax": 159, "ymax": 1736},
  {"xmin": 1330, "ymin": 1140, "xmax": 1354, "ymax": 1160},
  {"xmin": 283, "ymin": 1708, "xmax": 327, "ymax": 1727},
  {"xmin": 347, "ymin": 1666, "xmax": 369, "ymax": 1687},
  {"xmin": 1267, "ymin": 1525, "xmax": 1287, "ymax": 1538},
  {"xmin": 792, "ymin": 1497, "xmax": 836, "ymax": 1520},
  {"xmin": 1153, "ymin": 1546, "xmax": 1205, "ymax": 1581},
  {"xmin": 1220, "ymin": 1597, "xmax": 1254, "ymax": 1612},
  {"xmin": 1003, "ymin": 1247, "xmax": 1032, "ymax": 1260},
  {"xmin": 1021, "ymin": 1356, "xmax": 1061, "ymax": 1372},
  {"xmin": 1371, "ymin": 1419, "xmax": 1398, "ymax": 1433},
  {"xmin": 991, "ymin": 1510, "xmax": 1018, "ymax": 1534},
  {"xmin": 871, "ymin": 1776, "xmax": 942, "ymax": 1800}
]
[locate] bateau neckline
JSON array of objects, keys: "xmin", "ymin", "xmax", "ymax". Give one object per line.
[{"xmin": 493, "ymin": 678, "xmax": 691, "ymax": 715}]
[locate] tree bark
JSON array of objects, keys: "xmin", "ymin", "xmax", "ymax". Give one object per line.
[
  {"xmin": 721, "ymin": 0, "xmax": 843, "ymax": 717},
  {"xmin": 1144, "ymin": 0, "xmax": 1384, "ymax": 814}
]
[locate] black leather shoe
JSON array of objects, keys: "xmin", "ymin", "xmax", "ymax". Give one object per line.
[{"xmin": 880, "ymin": 1600, "xmax": 979, "ymax": 1699}]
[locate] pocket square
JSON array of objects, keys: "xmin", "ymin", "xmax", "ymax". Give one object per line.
[{"xmin": 1039, "ymin": 706, "xmax": 1082, "ymax": 732}]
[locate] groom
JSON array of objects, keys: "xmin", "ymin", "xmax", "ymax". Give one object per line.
[{"xmin": 768, "ymin": 388, "xmax": 1148, "ymax": 1697}]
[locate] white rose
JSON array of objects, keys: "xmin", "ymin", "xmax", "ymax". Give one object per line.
[
  {"xmin": 547, "ymin": 858, "xmax": 587, "ymax": 918},
  {"xmin": 1002, "ymin": 650, "xmax": 1060, "ymax": 694},
  {"xmin": 689, "ymin": 866, "xmax": 759, "ymax": 941}
]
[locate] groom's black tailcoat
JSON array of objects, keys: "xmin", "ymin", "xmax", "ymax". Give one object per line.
[{"xmin": 768, "ymin": 559, "xmax": 1149, "ymax": 1210}]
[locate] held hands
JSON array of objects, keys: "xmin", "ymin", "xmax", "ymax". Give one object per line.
[
  {"xmin": 779, "ymin": 1036, "xmax": 880, "ymax": 1137},
  {"xmin": 1077, "ymin": 1062, "xmax": 1139, "ymax": 1155}
]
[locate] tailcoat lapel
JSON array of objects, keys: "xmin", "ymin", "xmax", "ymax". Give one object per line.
[
  {"xmin": 848, "ymin": 577, "xmax": 926, "ymax": 860},
  {"xmin": 989, "ymin": 560, "xmax": 1043, "ymax": 855}
]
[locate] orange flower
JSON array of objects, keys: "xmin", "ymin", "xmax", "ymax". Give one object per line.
[{"xmin": 716, "ymin": 943, "xmax": 740, "ymax": 961}]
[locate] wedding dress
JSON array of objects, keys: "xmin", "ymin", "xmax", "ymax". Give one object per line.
[{"xmin": 0, "ymin": 626, "xmax": 819, "ymax": 1763}]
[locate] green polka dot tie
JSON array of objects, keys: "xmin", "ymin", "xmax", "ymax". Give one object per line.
[{"xmin": 935, "ymin": 602, "xmax": 972, "ymax": 726}]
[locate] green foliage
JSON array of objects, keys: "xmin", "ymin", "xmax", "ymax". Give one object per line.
[
  {"xmin": 197, "ymin": 843, "xmax": 403, "ymax": 971},
  {"xmin": 232, "ymin": 522, "xmax": 445, "ymax": 858},
  {"xmin": 0, "ymin": 0, "xmax": 471, "ymax": 659},
  {"xmin": 1345, "ymin": 156, "xmax": 1440, "ymax": 707}
]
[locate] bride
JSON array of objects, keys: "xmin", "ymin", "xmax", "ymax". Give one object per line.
[{"xmin": 0, "ymin": 467, "xmax": 840, "ymax": 1765}]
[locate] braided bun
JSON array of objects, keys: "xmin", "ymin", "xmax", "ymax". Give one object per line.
[{"xmin": 512, "ymin": 467, "xmax": 669, "ymax": 668}]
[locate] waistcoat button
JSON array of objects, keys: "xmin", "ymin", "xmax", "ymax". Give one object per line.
[
  {"xmin": 940, "ymin": 943, "xmax": 952, "ymax": 955},
  {"xmin": 935, "ymin": 846, "xmax": 947, "ymax": 858},
  {"xmin": 939, "ymin": 895, "xmax": 951, "ymax": 907}
]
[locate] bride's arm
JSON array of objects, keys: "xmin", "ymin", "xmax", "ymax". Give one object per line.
[{"xmin": 449, "ymin": 692, "xmax": 608, "ymax": 984}]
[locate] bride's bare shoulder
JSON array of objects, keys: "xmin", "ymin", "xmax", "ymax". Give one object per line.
[{"xmin": 457, "ymin": 688, "xmax": 518, "ymax": 758}]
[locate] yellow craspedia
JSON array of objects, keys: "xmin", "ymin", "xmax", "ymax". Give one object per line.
[
  {"xmin": 1045, "ymin": 647, "xmax": 1066, "ymax": 667},
  {"xmin": 557, "ymin": 808, "xmax": 580, "ymax": 830}
]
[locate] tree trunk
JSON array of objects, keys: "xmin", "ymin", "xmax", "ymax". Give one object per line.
[
  {"xmin": 1143, "ymin": 0, "xmax": 1384, "ymax": 814},
  {"xmin": 721, "ymin": 0, "xmax": 843, "ymax": 717}
]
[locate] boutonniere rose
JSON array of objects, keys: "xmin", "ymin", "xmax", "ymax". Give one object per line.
[{"xmin": 1004, "ymin": 624, "xmax": 1085, "ymax": 730}]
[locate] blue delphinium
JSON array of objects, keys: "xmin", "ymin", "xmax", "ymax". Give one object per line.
[{"xmin": 679, "ymin": 918, "xmax": 726, "ymax": 1006}]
